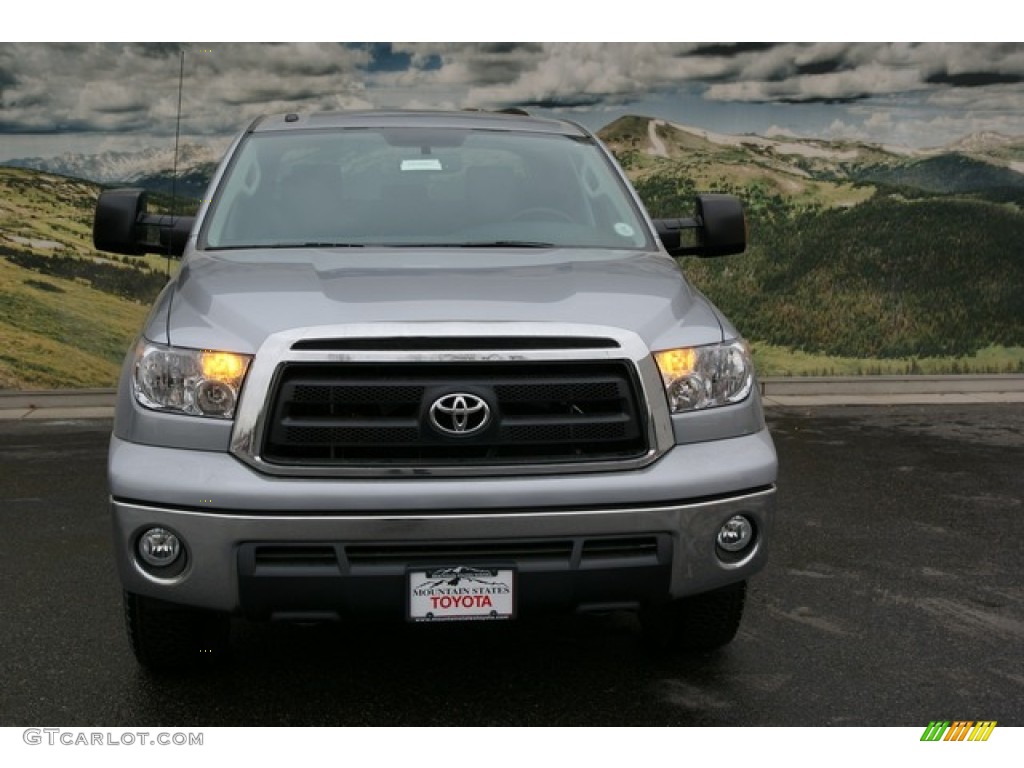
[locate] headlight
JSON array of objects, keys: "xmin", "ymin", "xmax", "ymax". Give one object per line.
[
  {"xmin": 653, "ymin": 341, "xmax": 754, "ymax": 413},
  {"xmin": 133, "ymin": 341, "xmax": 251, "ymax": 418}
]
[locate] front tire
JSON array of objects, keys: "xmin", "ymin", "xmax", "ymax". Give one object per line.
[
  {"xmin": 642, "ymin": 580, "xmax": 747, "ymax": 653},
  {"xmin": 123, "ymin": 591, "xmax": 230, "ymax": 671}
]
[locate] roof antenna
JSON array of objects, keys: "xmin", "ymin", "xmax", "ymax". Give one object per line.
[{"xmin": 167, "ymin": 47, "xmax": 184, "ymax": 276}]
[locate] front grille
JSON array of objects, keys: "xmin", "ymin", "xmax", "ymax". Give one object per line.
[{"xmin": 261, "ymin": 360, "xmax": 647, "ymax": 466}]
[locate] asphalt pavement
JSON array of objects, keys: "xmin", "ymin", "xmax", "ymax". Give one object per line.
[{"xmin": 0, "ymin": 398, "xmax": 1021, "ymax": 726}]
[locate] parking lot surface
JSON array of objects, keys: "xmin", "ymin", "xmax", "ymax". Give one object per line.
[{"xmin": 0, "ymin": 404, "xmax": 1021, "ymax": 726}]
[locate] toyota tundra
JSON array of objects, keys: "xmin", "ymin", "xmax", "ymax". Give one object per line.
[{"xmin": 93, "ymin": 109, "xmax": 777, "ymax": 669}]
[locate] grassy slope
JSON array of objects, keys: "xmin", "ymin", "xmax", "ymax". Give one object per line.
[
  {"xmin": 603, "ymin": 117, "xmax": 876, "ymax": 211},
  {"xmin": 750, "ymin": 342, "xmax": 1024, "ymax": 377},
  {"xmin": 600, "ymin": 117, "xmax": 1024, "ymax": 375},
  {"xmin": 0, "ymin": 167, "xmax": 166, "ymax": 389},
  {"xmin": 0, "ymin": 259, "xmax": 146, "ymax": 387},
  {"xmin": 4, "ymin": 123, "xmax": 1024, "ymax": 388},
  {"xmin": 679, "ymin": 195, "xmax": 1024, "ymax": 361}
]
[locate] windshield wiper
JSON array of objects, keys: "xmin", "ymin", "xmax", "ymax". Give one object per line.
[
  {"xmin": 374, "ymin": 241, "xmax": 555, "ymax": 249},
  {"xmin": 450, "ymin": 240, "xmax": 555, "ymax": 248},
  {"xmin": 215, "ymin": 241, "xmax": 556, "ymax": 250},
  {"xmin": 268, "ymin": 242, "xmax": 366, "ymax": 248}
]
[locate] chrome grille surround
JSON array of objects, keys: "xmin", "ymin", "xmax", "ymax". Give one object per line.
[{"xmin": 229, "ymin": 323, "xmax": 674, "ymax": 477}]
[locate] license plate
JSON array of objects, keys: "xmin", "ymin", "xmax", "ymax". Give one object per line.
[{"xmin": 408, "ymin": 566, "xmax": 515, "ymax": 622}]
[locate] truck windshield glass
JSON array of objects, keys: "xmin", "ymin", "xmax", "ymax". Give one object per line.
[{"xmin": 201, "ymin": 129, "xmax": 652, "ymax": 250}]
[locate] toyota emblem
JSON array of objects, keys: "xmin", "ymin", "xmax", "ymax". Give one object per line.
[{"xmin": 429, "ymin": 393, "xmax": 491, "ymax": 436}]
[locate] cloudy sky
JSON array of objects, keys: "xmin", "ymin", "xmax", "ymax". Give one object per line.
[{"xmin": 1, "ymin": 41, "xmax": 1022, "ymax": 161}]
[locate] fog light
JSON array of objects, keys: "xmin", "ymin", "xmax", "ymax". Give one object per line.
[
  {"xmin": 138, "ymin": 527, "xmax": 182, "ymax": 567},
  {"xmin": 717, "ymin": 516, "xmax": 754, "ymax": 553}
]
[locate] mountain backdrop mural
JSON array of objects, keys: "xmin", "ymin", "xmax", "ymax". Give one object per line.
[{"xmin": 1, "ymin": 43, "xmax": 1023, "ymax": 389}]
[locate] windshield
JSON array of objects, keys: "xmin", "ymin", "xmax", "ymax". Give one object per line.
[{"xmin": 201, "ymin": 127, "xmax": 652, "ymax": 250}]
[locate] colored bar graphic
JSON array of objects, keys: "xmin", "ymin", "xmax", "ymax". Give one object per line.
[
  {"xmin": 944, "ymin": 721, "xmax": 972, "ymax": 741},
  {"xmin": 921, "ymin": 720, "xmax": 996, "ymax": 742},
  {"xmin": 968, "ymin": 721, "xmax": 997, "ymax": 742}
]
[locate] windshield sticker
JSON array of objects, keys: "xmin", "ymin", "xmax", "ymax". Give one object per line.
[
  {"xmin": 614, "ymin": 222, "xmax": 635, "ymax": 238},
  {"xmin": 400, "ymin": 158, "xmax": 443, "ymax": 171}
]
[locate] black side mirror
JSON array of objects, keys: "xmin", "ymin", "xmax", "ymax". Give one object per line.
[
  {"xmin": 93, "ymin": 188, "xmax": 194, "ymax": 257},
  {"xmin": 654, "ymin": 194, "xmax": 746, "ymax": 257}
]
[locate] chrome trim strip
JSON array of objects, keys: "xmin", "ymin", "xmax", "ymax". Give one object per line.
[
  {"xmin": 116, "ymin": 486, "xmax": 775, "ymax": 524},
  {"xmin": 229, "ymin": 322, "xmax": 673, "ymax": 477}
]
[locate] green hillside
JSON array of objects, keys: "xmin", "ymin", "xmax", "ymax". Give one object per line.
[
  {"xmin": 4, "ymin": 115, "xmax": 1024, "ymax": 390},
  {"xmin": 683, "ymin": 194, "xmax": 1024, "ymax": 360},
  {"xmin": 601, "ymin": 117, "xmax": 875, "ymax": 213},
  {"xmin": 855, "ymin": 154, "xmax": 1024, "ymax": 194},
  {"xmin": 598, "ymin": 116, "xmax": 1024, "ymax": 374},
  {"xmin": 0, "ymin": 167, "xmax": 174, "ymax": 389}
]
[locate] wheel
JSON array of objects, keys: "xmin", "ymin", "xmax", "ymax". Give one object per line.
[
  {"xmin": 123, "ymin": 590, "xmax": 230, "ymax": 671},
  {"xmin": 511, "ymin": 207, "xmax": 575, "ymax": 222},
  {"xmin": 641, "ymin": 581, "xmax": 746, "ymax": 653}
]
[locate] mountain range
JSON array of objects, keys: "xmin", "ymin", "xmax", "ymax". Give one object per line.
[
  {"xmin": 593, "ymin": 117, "xmax": 1024, "ymax": 365},
  {"xmin": 1, "ymin": 115, "xmax": 1022, "ymax": 388},
  {"xmin": 4, "ymin": 142, "xmax": 223, "ymax": 184},
  {"xmin": 5, "ymin": 118, "xmax": 1024, "ymax": 196},
  {"xmin": 598, "ymin": 116, "xmax": 1024, "ymax": 200}
]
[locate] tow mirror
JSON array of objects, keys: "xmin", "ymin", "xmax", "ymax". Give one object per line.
[
  {"xmin": 93, "ymin": 188, "xmax": 193, "ymax": 257},
  {"xmin": 654, "ymin": 194, "xmax": 746, "ymax": 257}
]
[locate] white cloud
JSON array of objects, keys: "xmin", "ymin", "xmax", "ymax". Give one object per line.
[{"xmin": 1, "ymin": 42, "xmax": 1022, "ymax": 158}]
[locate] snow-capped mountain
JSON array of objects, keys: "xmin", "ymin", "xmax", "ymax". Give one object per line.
[
  {"xmin": 4, "ymin": 143, "xmax": 223, "ymax": 184},
  {"xmin": 942, "ymin": 131, "xmax": 1021, "ymax": 154}
]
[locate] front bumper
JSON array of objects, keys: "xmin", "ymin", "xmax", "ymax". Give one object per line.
[{"xmin": 110, "ymin": 429, "xmax": 776, "ymax": 615}]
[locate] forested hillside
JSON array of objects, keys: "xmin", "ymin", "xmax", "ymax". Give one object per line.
[
  {"xmin": 3, "ymin": 114, "xmax": 1024, "ymax": 388},
  {"xmin": 683, "ymin": 195, "xmax": 1024, "ymax": 359},
  {"xmin": 601, "ymin": 116, "xmax": 1024, "ymax": 373}
]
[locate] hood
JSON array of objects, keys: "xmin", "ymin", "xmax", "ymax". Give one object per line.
[{"xmin": 164, "ymin": 248, "xmax": 725, "ymax": 354}]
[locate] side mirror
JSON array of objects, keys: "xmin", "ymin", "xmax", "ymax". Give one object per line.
[
  {"xmin": 93, "ymin": 188, "xmax": 194, "ymax": 257},
  {"xmin": 654, "ymin": 194, "xmax": 746, "ymax": 258}
]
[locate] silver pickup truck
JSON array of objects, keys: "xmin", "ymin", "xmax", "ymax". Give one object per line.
[{"xmin": 93, "ymin": 109, "xmax": 777, "ymax": 669}]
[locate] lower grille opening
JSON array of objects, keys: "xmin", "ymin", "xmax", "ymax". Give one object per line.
[
  {"xmin": 238, "ymin": 534, "xmax": 673, "ymax": 622},
  {"xmin": 346, "ymin": 540, "xmax": 575, "ymax": 566},
  {"xmin": 581, "ymin": 536, "xmax": 660, "ymax": 563},
  {"xmin": 254, "ymin": 545, "xmax": 339, "ymax": 569}
]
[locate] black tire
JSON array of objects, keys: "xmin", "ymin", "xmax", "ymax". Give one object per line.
[
  {"xmin": 123, "ymin": 590, "xmax": 230, "ymax": 671},
  {"xmin": 642, "ymin": 580, "xmax": 747, "ymax": 653}
]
